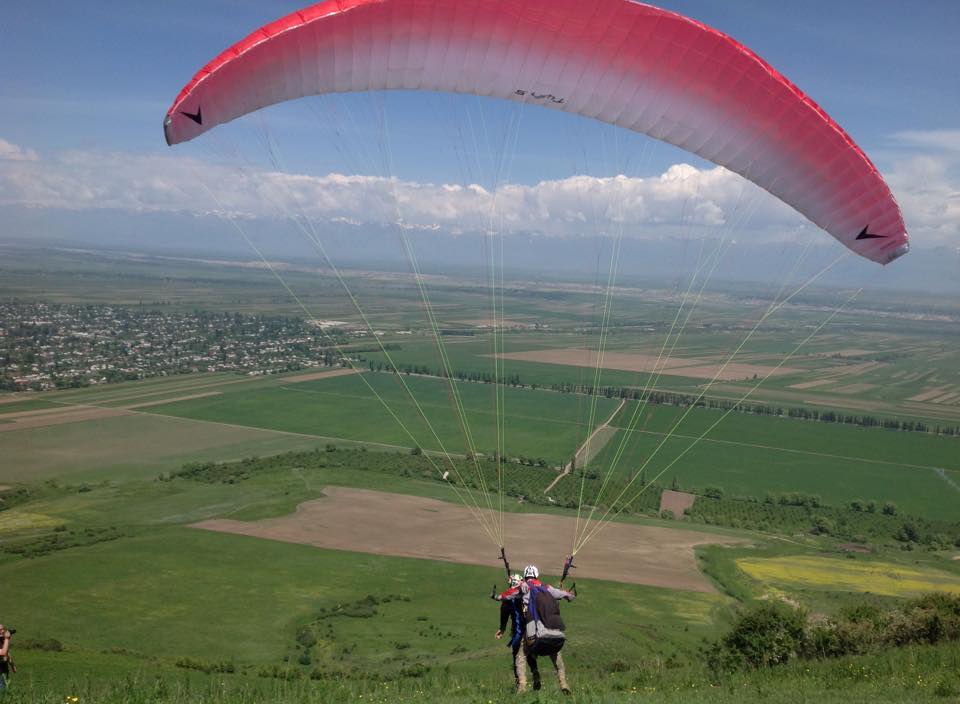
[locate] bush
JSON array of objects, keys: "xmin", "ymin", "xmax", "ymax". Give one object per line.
[
  {"xmin": 811, "ymin": 516, "xmax": 835, "ymax": 535},
  {"xmin": 708, "ymin": 602, "xmax": 807, "ymax": 672},
  {"xmin": 398, "ymin": 663, "xmax": 429, "ymax": 678},
  {"xmin": 295, "ymin": 626, "xmax": 317, "ymax": 649},
  {"xmin": 895, "ymin": 521, "xmax": 920, "ymax": 543},
  {"xmin": 803, "ymin": 620, "xmax": 872, "ymax": 659}
]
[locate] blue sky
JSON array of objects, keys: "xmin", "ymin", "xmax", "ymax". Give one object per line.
[{"xmin": 1, "ymin": 0, "xmax": 957, "ymax": 257}]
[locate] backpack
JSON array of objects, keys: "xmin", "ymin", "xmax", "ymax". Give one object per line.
[{"xmin": 524, "ymin": 584, "xmax": 566, "ymax": 656}]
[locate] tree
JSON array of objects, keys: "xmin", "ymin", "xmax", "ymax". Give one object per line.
[{"xmin": 882, "ymin": 501, "xmax": 898, "ymax": 516}]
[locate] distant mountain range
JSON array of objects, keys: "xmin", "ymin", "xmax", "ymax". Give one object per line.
[{"xmin": 2, "ymin": 205, "xmax": 958, "ymax": 295}]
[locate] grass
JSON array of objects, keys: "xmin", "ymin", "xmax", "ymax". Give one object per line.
[
  {"xmin": 6, "ymin": 367, "xmax": 958, "ymax": 518},
  {"xmin": 0, "ymin": 412, "xmax": 324, "ymax": 483},
  {"xmin": 5, "ymin": 251, "xmax": 960, "ymax": 701},
  {"xmin": 579, "ymin": 404, "xmax": 960, "ymax": 519},
  {"xmin": 5, "ymin": 640, "xmax": 960, "ymax": 703},
  {"xmin": 0, "ymin": 398, "xmax": 62, "ymax": 414},
  {"xmin": 0, "ymin": 526, "xmax": 729, "ymax": 671},
  {"xmin": 143, "ymin": 372, "xmax": 620, "ymax": 465}
]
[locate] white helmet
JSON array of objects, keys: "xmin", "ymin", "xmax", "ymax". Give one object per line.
[
  {"xmin": 523, "ymin": 565, "xmax": 539, "ymax": 580},
  {"xmin": 508, "ymin": 573, "xmax": 522, "ymax": 587}
]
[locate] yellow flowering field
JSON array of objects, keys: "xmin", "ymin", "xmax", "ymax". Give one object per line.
[
  {"xmin": 0, "ymin": 510, "xmax": 61, "ymax": 533},
  {"xmin": 736, "ymin": 555, "xmax": 960, "ymax": 597}
]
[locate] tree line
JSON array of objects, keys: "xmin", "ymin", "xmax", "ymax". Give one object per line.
[{"xmin": 355, "ymin": 358, "xmax": 960, "ymax": 438}]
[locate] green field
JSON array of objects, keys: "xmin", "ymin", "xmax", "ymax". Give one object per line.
[
  {"xmin": 4, "ymin": 250, "xmax": 960, "ymax": 702},
  {"xmin": 578, "ymin": 403, "xmax": 960, "ymax": 519},
  {"xmin": 142, "ymin": 372, "xmax": 620, "ymax": 465},
  {"xmin": 0, "ymin": 447, "xmax": 958, "ymax": 703},
  {"xmin": 85, "ymin": 370, "xmax": 957, "ymax": 520}
]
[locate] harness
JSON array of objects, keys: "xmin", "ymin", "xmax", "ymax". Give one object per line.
[{"xmin": 524, "ymin": 583, "xmax": 566, "ymax": 656}]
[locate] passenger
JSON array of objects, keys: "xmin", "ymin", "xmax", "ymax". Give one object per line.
[{"xmin": 495, "ymin": 573, "xmax": 527, "ymax": 692}]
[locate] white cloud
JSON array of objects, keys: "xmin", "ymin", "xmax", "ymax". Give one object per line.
[
  {"xmin": 0, "ymin": 135, "xmax": 956, "ymax": 247},
  {"xmin": 0, "ymin": 138, "xmax": 38, "ymax": 162},
  {"xmin": 882, "ymin": 130, "xmax": 960, "ymax": 247},
  {"xmin": 0, "ymin": 140, "xmax": 799, "ymax": 240},
  {"xmin": 889, "ymin": 129, "xmax": 960, "ymax": 153}
]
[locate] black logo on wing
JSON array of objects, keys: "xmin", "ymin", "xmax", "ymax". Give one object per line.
[
  {"xmin": 181, "ymin": 106, "xmax": 203, "ymax": 125},
  {"xmin": 855, "ymin": 225, "xmax": 887, "ymax": 240}
]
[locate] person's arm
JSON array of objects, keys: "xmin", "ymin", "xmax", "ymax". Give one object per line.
[
  {"xmin": 496, "ymin": 600, "xmax": 510, "ymax": 638},
  {"xmin": 546, "ymin": 584, "xmax": 575, "ymax": 601},
  {"xmin": 0, "ymin": 632, "xmax": 9, "ymax": 659},
  {"xmin": 493, "ymin": 585, "xmax": 521, "ymax": 602}
]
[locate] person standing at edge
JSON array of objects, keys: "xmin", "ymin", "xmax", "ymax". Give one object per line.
[{"xmin": 0, "ymin": 624, "xmax": 14, "ymax": 692}]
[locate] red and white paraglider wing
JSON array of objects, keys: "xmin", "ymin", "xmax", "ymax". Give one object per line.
[{"xmin": 164, "ymin": 0, "xmax": 908, "ymax": 265}]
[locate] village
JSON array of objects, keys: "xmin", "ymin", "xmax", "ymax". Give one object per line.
[{"xmin": 0, "ymin": 302, "xmax": 353, "ymax": 391}]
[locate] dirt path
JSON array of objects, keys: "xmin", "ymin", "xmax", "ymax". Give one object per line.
[
  {"xmin": 123, "ymin": 392, "xmax": 223, "ymax": 409},
  {"xmin": 545, "ymin": 399, "xmax": 625, "ymax": 495},
  {"xmin": 0, "ymin": 406, "xmax": 130, "ymax": 432},
  {"xmin": 933, "ymin": 468, "xmax": 960, "ymax": 494},
  {"xmin": 194, "ymin": 486, "xmax": 745, "ymax": 593},
  {"xmin": 281, "ymin": 368, "xmax": 358, "ymax": 383}
]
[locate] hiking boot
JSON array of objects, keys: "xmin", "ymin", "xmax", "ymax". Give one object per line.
[{"xmin": 562, "ymin": 687, "xmax": 572, "ymax": 695}]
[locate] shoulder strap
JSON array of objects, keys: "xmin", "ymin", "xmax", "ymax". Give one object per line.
[{"xmin": 528, "ymin": 584, "xmax": 542, "ymax": 623}]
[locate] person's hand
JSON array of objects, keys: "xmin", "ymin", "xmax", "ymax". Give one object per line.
[{"xmin": 495, "ymin": 630, "xmax": 503, "ymax": 640}]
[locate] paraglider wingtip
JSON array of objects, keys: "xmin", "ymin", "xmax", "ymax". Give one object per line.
[
  {"xmin": 163, "ymin": 114, "xmax": 174, "ymax": 147},
  {"xmin": 885, "ymin": 242, "xmax": 909, "ymax": 265}
]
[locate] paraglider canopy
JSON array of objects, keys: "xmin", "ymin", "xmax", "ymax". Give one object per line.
[{"xmin": 164, "ymin": 0, "xmax": 908, "ymax": 265}]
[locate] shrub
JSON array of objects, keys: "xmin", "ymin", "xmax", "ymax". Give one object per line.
[
  {"xmin": 708, "ymin": 602, "xmax": 807, "ymax": 672},
  {"xmin": 295, "ymin": 626, "xmax": 317, "ymax": 649},
  {"xmin": 803, "ymin": 620, "xmax": 873, "ymax": 659},
  {"xmin": 398, "ymin": 663, "xmax": 429, "ymax": 678},
  {"xmin": 811, "ymin": 516, "xmax": 834, "ymax": 535}
]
